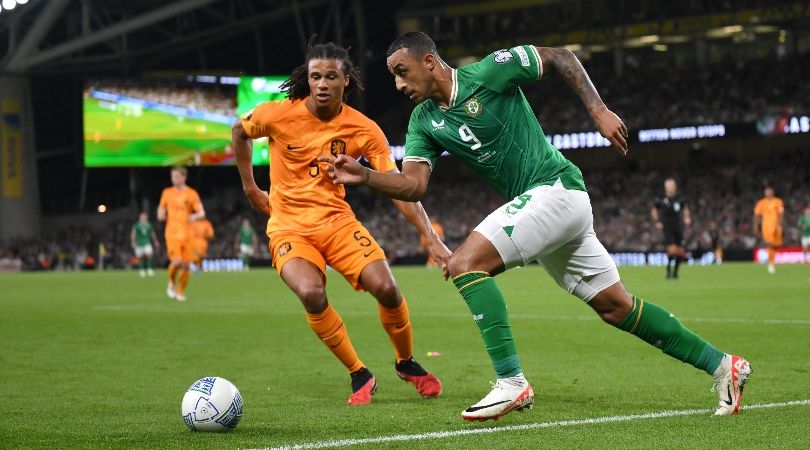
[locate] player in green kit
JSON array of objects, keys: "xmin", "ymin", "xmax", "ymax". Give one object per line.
[
  {"xmin": 321, "ymin": 32, "xmax": 751, "ymax": 421},
  {"xmin": 131, "ymin": 212, "xmax": 160, "ymax": 277},
  {"xmin": 799, "ymin": 205, "xmax": 810, "ymax": 263},
  {"xmin": 234, "ymin": 218, "xmax": 258, "ymax": 269}
]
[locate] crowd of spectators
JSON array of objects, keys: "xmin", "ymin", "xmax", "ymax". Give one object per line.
[
  {"xmin": 346, "ymin": 149, "xmax": 809, "ymax": 259},
  {"xmin": 376, "ymin": 50, "xmax": 810, "ymax": 146},
  {"xmin": 526, "ymin": 53, "xmax": 810, "ymax": 136},
  {"xmin": 2, "ymin": 150, "xmax": 807, "ymax": 271}
]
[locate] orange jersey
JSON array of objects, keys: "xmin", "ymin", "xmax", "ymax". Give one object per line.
[
  {"xmin": 191, "ymin": 219, "xmax": 215, "ymax": 241},
  {"xmin": 191, "ymin": 219, "xmax": 214, "ymax": 254},
  {"xmin": 240, "ymin": 99, "xmax": 397, "ymax": 233},
  {"xmin": 159, "ymin": 186, "xmax": 203, "ymax": 242},
  {"xmin": 754, "ymin": 197, "xmax": 784, "ymax": 232}
]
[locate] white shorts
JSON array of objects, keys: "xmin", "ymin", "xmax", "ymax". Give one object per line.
[
  {"xmin": 802, "ymin": 236, "xmax": 810, "ymax": 248},
  {"xmin": 134, "ymin": 244, "xmax": 154, "ymax": 258},
  {"xmin": 239, "ymin": 244, "xmax": 254, "ymax": 257},
  {"xmin": 474, "ymin": 180, "xmax": 619, "ymax": 302}
]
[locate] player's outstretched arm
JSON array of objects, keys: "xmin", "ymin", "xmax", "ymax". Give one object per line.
[
  {"xmin": 232, "ymin": 121, "xmax": 270, "ymax": 217},
  {"xmin": 318, "ymin": 155, "xmax": 431, "ymax": 202},
  {"xmin": 534, "ymin": 46, "xmax": 629, "ymax": 155}
]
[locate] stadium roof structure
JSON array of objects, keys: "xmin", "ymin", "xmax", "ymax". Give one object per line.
[{"xmin": 0, "ymin": 0, "xmax": 377, "ymax": 76}]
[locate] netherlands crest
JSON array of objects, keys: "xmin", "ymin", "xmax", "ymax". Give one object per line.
[{"xmin": 330, "ymin": 139, "xmax": 347, "ymax": 156}]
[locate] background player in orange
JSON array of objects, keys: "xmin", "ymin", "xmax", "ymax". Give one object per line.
[
  {"xmin": 191, "ymin": 217, "xmax": 215, "ymax": 272},
  {"xmin": 420, "ymin": 219, "xmax": 445, "ymax": 269},
  {"xmin": 232, "ymin": 39, "xmax": 450, "ymax": 406},
  {"xmin": 157, "ymin": 167, "xmax": 206, "ymax": 301},
  {"xmin": 754, "ymin": 186, "xmax": 784, "ymax": 274}
]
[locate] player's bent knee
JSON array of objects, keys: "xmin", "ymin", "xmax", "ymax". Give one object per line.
[
  {"xmin": 371, "ymin": 281, "xmax": 401, "ymax": 308},
  {"xmin": 586, "ymin": 276, "xmax": 632, "ymax": 325},
  {"xmin": 296, "ymin": 285, "xmax": 328, "ymax": 313},
  {"xmin": 447, "ymin": 252, "xmax": 483, "ymax": 278}
]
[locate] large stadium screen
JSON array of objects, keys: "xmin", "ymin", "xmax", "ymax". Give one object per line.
[
  {"xmin": 83, "ymin": 76, "xmax": 248, "ymax": 167},
  {"xmin": 236, "ymin": 76, "xmax": 289, "ymax": 164}
]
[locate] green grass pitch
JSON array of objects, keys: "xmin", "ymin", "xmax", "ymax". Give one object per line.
[{"xmin": 1, "ymin": 263, "xmax": 809, "ymax": 449}]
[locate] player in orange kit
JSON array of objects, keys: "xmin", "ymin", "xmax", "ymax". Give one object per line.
[
  {"xmin": 191, "ymin": 217, "xmax": 215, "ymax": 272},
  {"xmin": 158, "ymin": 167, "xmax": 206, "ymax": 301},
  {"xmin": 754, "ymin": 186, "xmax": 784, "ymax": 274},
  {"xmin": 232, "ymin": 39, "xmax": 450, "ymax": 406}
]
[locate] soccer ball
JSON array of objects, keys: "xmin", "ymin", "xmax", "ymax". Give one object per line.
[{"xmin": 181, "ymin": 377, "xmax": 244, "ymax": 432}]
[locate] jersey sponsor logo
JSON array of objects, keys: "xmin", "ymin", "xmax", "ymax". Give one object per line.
[
  {"xmin": 330, "ymin": 139, "xmax": 347, "ymax": 156},
  {"xmin": 463, "ymin": 97, "xmax": 483, "ymax": 118},
  {"xmin": 493, "ymin": 49, "xmax": 513, "ymax": 64},
  {"xmin": 431, "ymin": 119, "xmax": 445, "ymax": 131},
  {"xmin": 512, "ymin": 46, "xmax": 530, "ymax": 67},
  {"xmin": 473, "ymin": 313, "xmax": 484, "ymax": 322},
  {"xmin": 278, "ymin": 242, "xmax": 292, "ymax": 257}
]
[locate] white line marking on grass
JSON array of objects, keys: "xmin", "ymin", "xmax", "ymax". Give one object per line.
[
  {"xmin": 252, "ymin": 400, "xmax": 810, "ymax": 450},
  {"xmin": 92, "ymin": 305, "xmax": 810, "ymax": 325}
]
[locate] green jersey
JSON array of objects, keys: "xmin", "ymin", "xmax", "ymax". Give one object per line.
[
  {"xmin": 799, "ymin": 214, "xmax": 810, "ymax": 238},
  {"xmin": 238, "ymin": 225, "xmax": 255, "ymax": 245},
  {"xmin": 403, "ymin": 45, "xmax": 586, "ymax": 199},
  {"xmin": 132, "ymin": 222, "xmax": 154, "ymax": 246}
]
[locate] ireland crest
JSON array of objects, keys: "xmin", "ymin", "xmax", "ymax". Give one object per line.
[{"xmin": 463, "ymin": 97, "xmax": 482, "ymax": 118}]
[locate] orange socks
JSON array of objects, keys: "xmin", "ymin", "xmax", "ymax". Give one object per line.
[
  {"xmin": 768, "ymin": 248, "xmax": 776, "ymax": 265},
  {"xmin": 177, "ymin": 268, "xmax": 190, "ymax": 295},
  {"xmin": 378, "ymin": 298, "xmax": 414, "ymax": 363},
  {"xmin": 306, "ymin": 305, "xmax": 364, "ymax": 373},
  {"xmin": 168, "ymin": 264, "xmax": 178, "ymax": 284}
]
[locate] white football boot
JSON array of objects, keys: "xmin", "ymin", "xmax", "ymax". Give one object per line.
[
  {"xmin": 166, "ymin": 281, "xmax": 176, "ymax": 299},
  {"xmin": 461, "ymin": 374, "xmax": 534, "ymax": 421},
  {"xmin": 713, "ymin": 354, "xmax": 752, "ymax": 415}
]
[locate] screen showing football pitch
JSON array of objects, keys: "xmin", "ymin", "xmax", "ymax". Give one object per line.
[
  {"xmin": 236, "ymin": 75, "xmax": 289, "ymax": 164},
  {"xmin": 83, "ymin": 75, "xmax": 287, "ymax": 167}
]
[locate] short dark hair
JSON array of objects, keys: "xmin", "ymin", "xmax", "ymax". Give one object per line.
[
  {"xmin": 386, "ymin": 31, "xmax": 438, "ymax": 59},
  {"xmin": 280, "ymin": 35, "xmax": 363, "ymax": 100}
]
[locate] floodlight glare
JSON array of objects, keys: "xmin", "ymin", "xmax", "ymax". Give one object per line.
[{"xmin": 1, "ymin": 0, "xmax": 16, "ymax": 11}]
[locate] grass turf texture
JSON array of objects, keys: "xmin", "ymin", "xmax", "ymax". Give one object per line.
[{"xmin": 1, "ymin": 263, "xmax": 809, "ymax": 449}]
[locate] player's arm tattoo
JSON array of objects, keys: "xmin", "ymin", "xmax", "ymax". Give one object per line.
[{"xmin": 535, "ymin": 47, "xmax": 605, "ymax": 114}]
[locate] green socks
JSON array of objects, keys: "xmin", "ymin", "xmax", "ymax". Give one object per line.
[
  {"xmin": 451, "ymin": 271, "xmax": 722, "ymax": 378},
  {"xmin": 453, "ymin": 271, "xmax": 522, "ymax": 378},
  {"xmin": 616, "ymin": 296, "xmax": 724, "ymax": 375}
]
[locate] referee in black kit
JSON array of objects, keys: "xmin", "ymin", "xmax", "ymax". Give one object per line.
[{"xmin": 651, "ymin": 178, "xmax": 691, "ymax": 279}]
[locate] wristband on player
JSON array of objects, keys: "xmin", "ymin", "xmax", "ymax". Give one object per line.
[{"xmin": 362, "ymin": 167, "xmax": 371, "ymax": 184}]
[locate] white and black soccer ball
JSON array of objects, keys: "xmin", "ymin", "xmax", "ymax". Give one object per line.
[{"xmin": 181, "ymin": 377, "xmax": 243, "ymax": 432}]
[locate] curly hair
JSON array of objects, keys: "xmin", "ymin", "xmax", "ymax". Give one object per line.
[{"xmin": 280, "ymin": 35, "xmax": 364, "ymax": 100}]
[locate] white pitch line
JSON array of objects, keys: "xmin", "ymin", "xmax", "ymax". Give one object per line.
[
  {"xmin": 251, "ymin": 400, "xmax": 810, "ymax": 450},
  {"xmin": 91, "ymin": 305, "xmax": 810, "ymax": 325}
]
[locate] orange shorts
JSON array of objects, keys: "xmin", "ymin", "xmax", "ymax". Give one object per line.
[
  {"xmin": 268, "ymin": 219, "xmax": 387, "ymax": 290},
  {"xmin": 166, "ymin": 238, "xmax": 195, "ymax": 263},
  {"xmin": 762, "ymin": 227, "xmax": 783, "ymax": 246}
]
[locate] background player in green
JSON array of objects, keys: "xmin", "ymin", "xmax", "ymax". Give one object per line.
[
  {"xmin": 234, "ymin": 218, "xmax": 258, "ymax": 269},
  {"xmin": 800, "ymin": 205, "xmax": 810, "ymax": 263},
  {"xmin": 321, "ymin": 31, "xmax": 751, "ymax": 421},
  {"xmin": 131, "ymin": 212, "xmax": 160, "ymax": 277}
]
